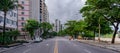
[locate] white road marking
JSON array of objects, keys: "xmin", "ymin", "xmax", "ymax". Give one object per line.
[
  {"xmin": 23, "ymin": 49, "xmax": 31, "ymax": 53},
  {"xmin": 46, "ymin": 44, "xmax": 49, "ymax": 46},
  {"xmin": 84, "ymin": 49, "xmax": 92, "ymax": 53}
]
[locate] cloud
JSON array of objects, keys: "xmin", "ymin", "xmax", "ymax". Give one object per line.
[{"xmin": 45, "ymin": 0, "xmax": 86, "ymax": 24}]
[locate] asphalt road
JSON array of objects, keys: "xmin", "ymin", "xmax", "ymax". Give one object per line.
[{"xmin": 2, "ymin": 37, "xmax": 119, "ymax": 53}]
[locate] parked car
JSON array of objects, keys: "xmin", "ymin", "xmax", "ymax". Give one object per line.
[{"xmin": 34, "ymin": 37, "xmax": 43, "ymax": 43}]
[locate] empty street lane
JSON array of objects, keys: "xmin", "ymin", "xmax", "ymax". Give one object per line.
[{"xmin": 2, "ymin": 37, "xmax": 119, "ymax": 53}]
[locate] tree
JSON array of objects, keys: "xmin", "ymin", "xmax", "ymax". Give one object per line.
[
  {"xmin": 80, "ymin": 0, "xmax": 120, "ymax": 43},
  {"xmin": 39, "ymin": 22, "xmax": 53, "ymax": 39},
  {"xmin": 65, "ymin": 21, "xmax": 77, "ymax": 38},
  {"xmin": 65, "ymin": 20, "xmax": 87, "ymax": 38},
  {"xmin": 25, "ymin": 19, "xmax": 39, "ymax": 40},
  {"xmin": 82, "ymin": 10, "xmax": 112, "ymax": 40}
]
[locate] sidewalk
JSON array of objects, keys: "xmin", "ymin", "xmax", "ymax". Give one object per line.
[
  {"xmin": 0, "ymin": 40, "xmax": 34, "ymax": 53},
  {"xmin": 78, "ymin": 40, "xmax": 120, "ymax": 52}
]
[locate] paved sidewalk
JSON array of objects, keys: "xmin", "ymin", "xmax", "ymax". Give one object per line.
[
  {"xmin": 0, "ymin": 41, "xmax": 34, "ymax": 53},
  {"xmin": 0, "ymin": 44, "xmax": 24, "ymax": 53},
  {"xmin": 78, "ymin": 40, "xmax": 120, "ymax": 52}
]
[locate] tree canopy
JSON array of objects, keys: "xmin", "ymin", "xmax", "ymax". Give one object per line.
[
  {"xmin": 39, "ymin": 22, "xmax": 53, "ymax": 39},
  {"xmin": 80, "ymin": 0, "xmax": 120, "ymax": 43},
  {"xmin": 25, "ymin": 19, "xmax": 39, "ymax": 39}
]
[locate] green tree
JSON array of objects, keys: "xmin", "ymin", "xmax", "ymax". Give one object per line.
[
  {"xmin": 0, "ymin": 0, "xmax": 22, "ymax": 44},
  {"xmin": 25, "ymin": 19, "xmax": 39, "ymax": 40},
  {"xmin": 80, "ymin": 0, "xmax": 120, "ymax": 44},
  {"xmin": 39, "ymin": 22, "xmax": 53, "ymax": 39},
  {"xmin": 65, "ymin": 20, "xmax": 86, "ymax": 38},
  {"xmin": 82, "ymin": 10, "xmax": 112, "ymax": 40},
  {"xmin": 65, "ymin": 21, "xmax": 77, "ymax": 38},
  {"xmin": 0, "ymin": 0, "xmax": 16, "ymax": 44}
]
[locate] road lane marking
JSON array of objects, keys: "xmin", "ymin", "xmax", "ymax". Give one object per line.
[
  {"xmin": 23, "ymin": 49, "xmax": 31, "ymax": 53},
  {"xmin": 84, "ymin": 49, "xmax": 91, "ymax": 53},
  {"xmin": 46, "ymin": 44, "xmax": 49, "ymax": 46},
  {"xmin": 54, "ymin": 40, "xmax": 58, "ymax": 53}
]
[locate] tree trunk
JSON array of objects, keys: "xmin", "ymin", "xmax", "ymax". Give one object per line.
[
  {"xmin": 98, "ymin": 18, "xmax": 101, "ymax": 42},
  {"xmin": 3, "ymin": 11, "xmax": 7, "ymax": 44},
  {"xmin": 93, "ymin": 30, "xmax": 96, "ymax": 40},
  {"xmin": 111, "ymin": 23, "xmax": 119, "ymax": 44}
]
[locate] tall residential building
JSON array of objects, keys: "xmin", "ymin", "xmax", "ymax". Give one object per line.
[
  {"xmin": 0, "ymin": 10, "xmax": 17, "ymax": 32},
  {"xmin": 18, "ymin": 0, "xmax": 30, "ymax": 35},
  {"xmin": 53, "ymin": 19, "xmax": 61, "ymax": 32},
  {"xmin": 29, "ymin": 0, "xmax": 49, "ymax": 23},
  {"xmin": 40, "ymin": 0, "xmax": 49, "ymax": 22},
  {"xmin": 29, "ymin": 0, "xmax": 40, "ymax": 22},
  {"xmin": 17, "ymin": 0, "xmax": 49, "ymax": 39}
]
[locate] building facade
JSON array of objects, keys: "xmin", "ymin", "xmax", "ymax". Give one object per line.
[
  {"xmin": 17, "ymin": 0, "xmax": 49, "ymax": 39},
  {"xmin": 53, "ymin": 19, "xmax": 62, "ymax": 32},
  {"xmin": 29, "ymin": 0, "xmax": 49, "ymax": 23},
  {"xmin": 18, "ymin": 0, "xmax": 30, "ymax": 36},
  {"xmin": 29, "ymin": 0, "xmax": 40, "ymax": 22},
  {"xmin": 40, "ymin": 0, "xmax": 49, "ymax": 22},
  {"xmin": 29, "ymin": 0, "xmax": 49, "ymax": 37},
  {"xmin": 0, "ymin": 10, "xmax": 17, "ymax": 32}
]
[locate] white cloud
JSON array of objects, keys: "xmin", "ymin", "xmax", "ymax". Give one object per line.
[{"xmin": 46, "ymin": 0, "xmax": 86, "ymax": 24}]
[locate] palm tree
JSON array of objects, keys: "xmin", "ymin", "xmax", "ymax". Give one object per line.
[{"xmin": 0, "ymin": 0, "xmax": 17, "ymax": 44}]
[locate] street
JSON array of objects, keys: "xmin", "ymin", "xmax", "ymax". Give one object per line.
[{"xmin": 2, "ymin": 37, "xmax": 119, "ymax": 53}]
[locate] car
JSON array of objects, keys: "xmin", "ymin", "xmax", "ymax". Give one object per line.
[{"xmin": 34, "ymin": 37, "xmax": 43, "ymax": 43}]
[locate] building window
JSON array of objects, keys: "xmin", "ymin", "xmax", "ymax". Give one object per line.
[
  {"xmin": 10, "ymin": 12, "xmax": 13, "ymax": 17},
  {"xmin": 21, "ymin": 12, "xmax": 24, "ymax": 15},
  {"xmin": 40, "ymin": 0, "xmax": 42, "ymax": 2},
  {"xmin": 14, "ymin": 21, "xmax": 17, "ymax": 26},
  {"xmin": 21, "ymin": 28, "xmax": 25, "ymax": 31},
  {"xmin": 22, "ymin": 1, "xmax": 24, "ymax": 4},
  {"xmin": 6, "ymin": 18, "xmax": 9, "ymax": 24},
  {"xmin": 21, "ymin": 17, "xmax": 24, "ymax": 20},
  {"xmin": 22, "ymin": 7, "xmax": 24, "ymax": 10},
  {"xmin": 0, "ymin": 16, "xmax": 3, "ymax": 23},
  {"xmin": 14, "ymin": 13, "xmax": 17, "ymax": 17},
  {"xmin": 12, "ymin": 20, "xmax": 14, "ymax": 25},
  {"xmin": 9, "ymin": 20, "xmax": 12, "ymax": 25},
  {"xmin": 21, "ymin": 22, "xmax": 25, "ymax": 26},
  {"xmin": 7, "ymin": 11, "xmax": 10, "ymax": 15}
]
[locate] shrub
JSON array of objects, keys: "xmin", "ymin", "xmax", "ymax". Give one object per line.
[{"xmin": 0, "ymin": 30, "xmax": 20, "ymax": 45}]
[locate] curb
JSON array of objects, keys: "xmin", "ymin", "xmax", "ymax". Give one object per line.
[
  {"xmin": 0, "ymin": 44, "xmax": 24, "ymax": 53},
  {"xmin": 0, "ymin": 41, "xmax": 35, "ymax": 53},
  {"xmin": 78, "ymin": 41, "xmax": 120, "ymax": 52}
]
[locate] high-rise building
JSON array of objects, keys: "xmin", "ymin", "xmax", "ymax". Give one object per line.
[
  {"xmin": 40, "ymin": 0, "xmax": 49, "ymax": 22},
  {"xmin": 17, "ymin": 0, "xmax": 49, "ymax": 39},
  {"xmin": 29, "ymin": 0, "xmax": 49, "ymax": 23},
  {"xmin": 18, "ymin": 0, "xmax": 30, "ymax": 35},
  {"xmin": 53, "ymin": 19, "xmax": 61, "ymax": 32},
  {"xmin": 29, "ymin": 0, "xmax": 40, "ymax": 22}
]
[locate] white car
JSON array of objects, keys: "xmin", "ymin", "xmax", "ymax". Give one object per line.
[{"xmin": 34, "ymin": 37, "xmax": 43, "ymax": 43}]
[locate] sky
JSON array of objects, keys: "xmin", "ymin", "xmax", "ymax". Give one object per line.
[{"xmin": 45, "ymin": 0, "xmax": 86, "ymax": 24}]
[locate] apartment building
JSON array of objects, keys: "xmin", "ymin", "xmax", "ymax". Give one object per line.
[
  {"xmin": 40, "ymin": 0, "xmax": 49, "ymax": 22},
  {"xmin": 53, "ymin": 19, "xmax": 62, "ymax": 32},
  {"xmin": 0, "ymin": 10, "xmax": 17, "ymax": 32},
  {"xmin": 29, "ymin": 0, "xmax": 49, "ymax": 37},
  {"xmin": 29, "ymin": 0, "xmax": 49, "ymax": 23},
  {"xmin": 29, "ymin": 0, "xmax": 40, "ymax": 22},
  {"xmin": 18, "ymin": 0, "xmax": 30, "ymax": 36}
]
